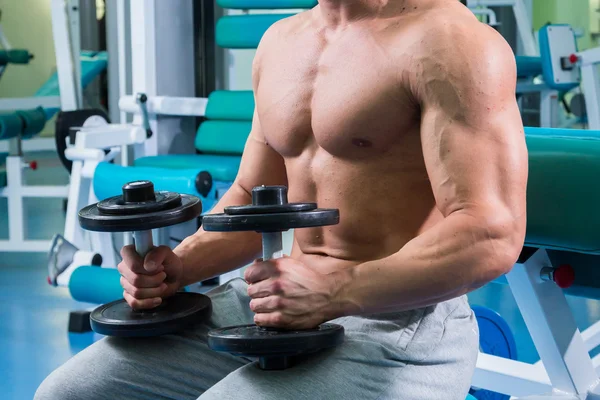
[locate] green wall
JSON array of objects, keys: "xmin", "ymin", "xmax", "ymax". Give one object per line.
[
  {"xmin": 533, "ymin": 0, "xmax": 594, "ymax": 50},
  {"xmin": 0, "ymin": 0, "xmax": 57, "ymax": 98}
]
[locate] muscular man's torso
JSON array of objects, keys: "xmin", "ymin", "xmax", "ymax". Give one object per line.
[{"xmin": 254, "ymin": 1, "xmax": 475, "ymax": 272}]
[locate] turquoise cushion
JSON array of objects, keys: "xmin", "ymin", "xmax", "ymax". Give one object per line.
[
  {"xmin": 0, "ymin": 167, "xmax": 5, "ymax": 188},
  {"xmin": 0, "ymin": 49, "xmax": 32, "ymax": 65},
  {"xmin": 134, "ymin": 154, "xmax": 242, "ymax": 182},
  {"xmin": 69, "ymin": 266, "xmax": 122, "ymax": 305},
  {"xmin": 216, "ymin": 14, "xmax": 294, "ymax": 49},
  {"xmin": 206, "ymin": 91, "xmax": 254, "ymax": 121},
  {"xmin": 17, "ymin": 107, "xmax": 47, "ymax": 138},
  {"xmin": 36, "ymin": 51, "xmax": 108, "ymax": 118},
  {"xmin": 0, "ymin": 111, "xmax": 24, "ymax": 140},
  {"xmin": 466, "ymin": 395, "xmax": 477, "ymax": 400},
  {"xmin": 516, "ymin": 56, "xmax": 542, "ymax": 79},
  {"xmin": 525, "ymin": 127, "xmax": 600, "ymax": 254},
  {"xmin": 218, "ymin": 0, "xmax": 316, "ymax": 9},
  {"xmin": 0, "ymin": 107, "xmax": 47, "ymax": 140},
  {"xmin": 196, "ymin": 121, "xmax": 251, "ymax": 155}
]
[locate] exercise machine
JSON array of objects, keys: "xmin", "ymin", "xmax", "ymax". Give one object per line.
[
  {"xmin": 0, "ymin": 2, "xmax": 107, "ymax": 252},
  {"xmin": 471, "ymin": 127, "xmax": 600, "ymax": 399},
  {"xmin": 536, "ymin": 24, "xmax": 600, "ymax": 131}
]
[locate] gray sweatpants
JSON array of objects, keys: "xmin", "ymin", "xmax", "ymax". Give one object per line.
[{"xmin": 36, "ymin": 278, "xmax": 479, "ymax": 400}]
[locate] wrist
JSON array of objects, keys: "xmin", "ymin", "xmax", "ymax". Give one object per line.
[{"xmin": 325, "ymin": 265, "xmax": 363, "ymax": 320}]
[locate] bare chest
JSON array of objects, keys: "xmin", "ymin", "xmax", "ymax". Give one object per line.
[{"xmin": 255, "ymin": 30, "xmax": 419, "ymax": 159}]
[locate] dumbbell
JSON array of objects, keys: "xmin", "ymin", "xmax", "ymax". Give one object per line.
[
  {"xmin": 202, "ymin": 186, "xmax": 345, "ymax": 370},
  {"xmin": 78, "ymin": 181, "xmax": 212, "ymax": 337}
]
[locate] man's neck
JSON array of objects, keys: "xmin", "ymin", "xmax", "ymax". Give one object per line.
[{"xmin": 317, "ymin": 0, "xmax": 406, "ymax": 26}]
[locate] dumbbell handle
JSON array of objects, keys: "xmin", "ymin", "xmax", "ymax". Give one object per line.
[
  {"xmin": 262, "ymin": 232, "xmax": 283, "ymax": 261},
  {"xmin": 133, "ymin": 230, "xmax": 153, "ymax": 258}
]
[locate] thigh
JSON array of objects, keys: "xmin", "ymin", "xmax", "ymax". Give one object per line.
[
  {"xmin": 35, "ymin": 279, "xmax": 254, "ymax": 400},
  {"xmin": 200, "ymin": 296, "xmax": 479, "ymax": 400}
]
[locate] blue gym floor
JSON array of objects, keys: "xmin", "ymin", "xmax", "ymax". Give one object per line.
[{"xmin": 2, "ymin": 151, "xmax": 600, "ymax": 399}]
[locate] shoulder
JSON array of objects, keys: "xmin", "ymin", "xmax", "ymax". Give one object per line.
[
  {"xmin": 254, "ymin": 11, "xmax": 312, "ymax": 60},
  {"xmin": 410, "ymin": 6, "xmax": 517, "ymax": 97},
  {"xmin": 252, "ymin": 11, "xmax": 312, "ymax": 84}
]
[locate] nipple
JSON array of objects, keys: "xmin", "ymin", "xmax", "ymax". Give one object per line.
[{"xmin": 352, "ymin": 138, "xmax": 373, "ymax": 148}]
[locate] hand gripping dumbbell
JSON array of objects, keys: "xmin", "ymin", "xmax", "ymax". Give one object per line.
[
  {"xmin": 202, "ymin": 186, "xmax": 345, "ymax": 370},
  {"xmin": 78, "ymin": 181, "xmax": 212, "ymax": 337}
]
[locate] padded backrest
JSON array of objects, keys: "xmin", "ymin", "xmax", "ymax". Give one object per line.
[
  {"xmin": 200, "ymin": 1, "xmax": 309, "ymax": 154},
  {"xmin": 525, "ymin": 127, "xmax": 600, "ymax": 254},
  {"xmin": 196, "ymin": 91, "xmax": 254, "ymax": 155},
  {"xmin": 216, "ymin": 14, "xmax": 294, "ymax": 49}
]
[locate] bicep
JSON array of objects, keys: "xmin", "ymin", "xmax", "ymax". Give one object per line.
[
  {"xmin": 234, "ymin": 109, "xmax": 288, "ymax": 195},
  {"xmin": 419, "ymin": 41, "xmax": 527, "ymax": 220}
]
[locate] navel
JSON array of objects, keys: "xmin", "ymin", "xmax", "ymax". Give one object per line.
[{"xmin": 352, "ymin": 138, "xmax": 373, "ymax": 148}]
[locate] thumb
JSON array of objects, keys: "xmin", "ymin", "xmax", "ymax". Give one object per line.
[
  {"xmin": 143, "ymin": 246, "xmax": 173, "ymax": 274},
  {"xmin": 146, "ymin": 246, "xmax": 182, "ymax": 283}
]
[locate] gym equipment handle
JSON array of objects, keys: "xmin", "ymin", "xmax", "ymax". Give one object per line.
[
  {"xmin": 262, "ymin": 232, "xmax": 283, "ymax": 261},
  {"xmin": 133, "ymin": 230, "xmax": 153, "ymax": 258}
]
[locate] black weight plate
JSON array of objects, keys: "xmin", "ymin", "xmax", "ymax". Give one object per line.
[
  {"xmin": 90, "ymin": 292, "xmax": 212, "ymax": 337},
  {"xmin": 202, "ymin": 209, "xmax": 339, "ymax": 233},
  {"xmin": 97, "ymin": 191, "xmax": 182, "ymax": 215},
  {"xmin": 208, "ymin": 324, "xmax": 344, "ymax": 357},
  {"xmin": 224, "ymin": 203, "xmax": 317, "ymax": 215},
  {"xmin": 79, "ymin": 194, "xmax": 202, "ymax": 232}
]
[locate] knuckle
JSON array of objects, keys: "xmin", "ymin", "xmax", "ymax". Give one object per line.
[
  {"xmin": 271, "ymin": 280, "xmax": 282, "ymax": 293},
  {"xmin": 273, "ymin": 296, "xmax": 284, "ymax": 308},
  {"xmin": 117, "ymin": 262, "xmax": 127, "ymax": 273},
  {"xmin": 131, "ymin": 274, "xmax": 143, "ymax": 287}
]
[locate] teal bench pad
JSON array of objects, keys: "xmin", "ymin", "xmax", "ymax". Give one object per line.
[
  {"xmin": 525, "ymin": 127, "xmax": 600, "ymax": 254},
  {"xmin": 217, "ymin": 14, "xmax": 294, "ymax": 49},
  {"xmin": 516, "ymin": 56, "xmax": 542, "ymax": 79},
  {"xmin": 0, "ymin": 49, "xmax": 32, "ymax": 65},
  {"xmin": 0, "ymin": 107, "xmax": 46, "ymax": 141},
  {"xmin": 206, "ymin": 91, "xmax": 254, "ymax": 121},
  {"xmin": 36, "ymin": 51, "xmax": 108, "ymax": 119},
  {"xmin": 134, "ymin": 154, "xmax": 242, "ymax": 183}
]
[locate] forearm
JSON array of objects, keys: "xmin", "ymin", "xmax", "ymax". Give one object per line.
[
  {"xmin": 174, "ymin": 183, "xmax": 262, "ymax": 287},
  {"xmin": 335, "ymin": 211, "xmax": 523, "ymax": 316}
]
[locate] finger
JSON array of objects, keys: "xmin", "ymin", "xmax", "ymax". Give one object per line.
[
  {"xmin": 121, "ymin": 245, "xmax": 164, "ymax": 275},
  {"xmin": 249, "ymin": 296, "xmax": 284, "ymax": 313},
  {"xmin": 118, "ymin": 263, "xmax": 167, "ymax": 288},
  {"xmin": 120, "ymin": 276, "xmax": 167, "ymax": 299},
  {"xmin": 254, "ymin": 312, "xmax": 291, "ymax": 328},
  {"xmin": 244, "ymin": 260, "xmax": 277, "ymax": 284},
  {"xmin": 145, "ymin": 246, "xmax": 179, "ymax": 279},
  {"xmin": 123, "ymin": 291, "xmax": 162, "ymax": 310},
  {"xmin": 247, "ymin": 277, "xmax": 282, "ymax": 298}
]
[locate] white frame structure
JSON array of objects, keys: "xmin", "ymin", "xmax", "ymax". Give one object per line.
[
  {"xmin": 0, "ymin": 0, "xmax": 81, "ymax": 252},
  {"xmin": 576, "ymin": 47, "xmax": 600, "ymax": 130},
  {"xmin": 472, "ymin": 249, "xmax": 600, "ymax": 399}
]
